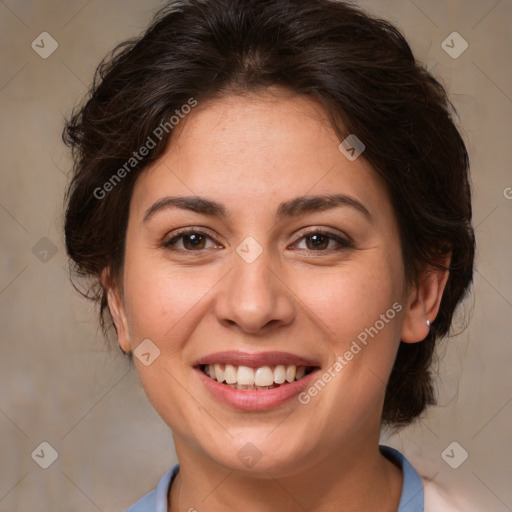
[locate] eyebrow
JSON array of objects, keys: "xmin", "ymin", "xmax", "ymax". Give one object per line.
[{"xmin": 143, "ymin": 194, "xmax": 371, "ymax": 223}]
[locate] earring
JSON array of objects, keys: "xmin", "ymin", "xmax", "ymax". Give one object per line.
[{"xmin": 426, "ymin": 319, "xmax": 431, "ymax": 329}]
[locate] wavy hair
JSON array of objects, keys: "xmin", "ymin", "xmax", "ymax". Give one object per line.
[{"xmin": 63, "ymin": 0, "xmax": 475, "ymax": 427}]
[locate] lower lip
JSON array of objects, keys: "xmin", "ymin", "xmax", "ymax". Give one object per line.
[{"xmin": 195, "ymin": 367, "xmax": 320, "ymax": 411}]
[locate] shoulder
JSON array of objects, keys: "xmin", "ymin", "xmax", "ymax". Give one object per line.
[
  {"xmin": 381, "ymin": 445, "xmax": 471, "ymax": 512},
  {"xmin": 125, "ymin": 464, "xmax": 180, "ymax": 512},
  {"xmin": 125, "ymin": 489, "xmax": 158, "ymax": 512},
  {"xmin": 422, "ymin": 476, "xmax": 470, "ymax": 512}
]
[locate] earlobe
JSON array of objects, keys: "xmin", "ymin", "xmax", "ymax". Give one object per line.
[
  {"xmin": 401, "ymin": 257, "xmax": 450, "ymax": 344},
  {"xmin": 102, "ymin": 269, "xmax": 132, "ymax": 353}
]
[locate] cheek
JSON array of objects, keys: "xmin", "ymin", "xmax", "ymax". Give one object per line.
[
  {"xmin": 120, "ymin": 250, "xmax": 217, "ymax": 419},
  {"xmin": 291, "ymin": 263, "xmax": 404, "ymax": 427},
  {"xmin": 290, "ymin": 253, "xmax": 406, "ymax": 411},
  {"xmin": 292, "ymin": 257, "xmax": 404, "ymax": 343},
  {"xmin": 123, "ymin": 261, "xmax": 214, "ymax": 342},
  {"xmin": 121, "ymin": 238, "xmax": 237, "ymax": 362}
]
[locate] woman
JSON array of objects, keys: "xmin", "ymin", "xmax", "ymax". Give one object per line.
[{"xmin": 63, "ymin": 0, "xmax": 475, "ymax": 510}]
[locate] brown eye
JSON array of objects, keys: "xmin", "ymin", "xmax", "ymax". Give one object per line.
[
  {"xmin": 305, "ymin": 233, "xmax": 330, "ymax": 250},
  {"xmin": 182, "ymin": 233, "xmax": 206, "ymax": 250},
  {"xmin": 292, "ymin": 230, "xmax": 353, "ymax": 252},
  {"xmin": 163, "ymin": 230, "xmax": 220, "ymax": 251}
]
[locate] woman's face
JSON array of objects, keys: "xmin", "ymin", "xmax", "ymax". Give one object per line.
[{"xmin": 111, "ymin": 89, "xmax": 416, "ymax": 475}]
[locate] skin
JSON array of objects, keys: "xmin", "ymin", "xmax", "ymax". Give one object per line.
[{"xmin": 106, "ymin": 88, "xmax": 449, "ymax": 512}]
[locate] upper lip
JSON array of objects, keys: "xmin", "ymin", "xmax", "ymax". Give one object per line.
[{"xmin": 193, "ymin": 351, "xmax": 321, "ymax": 368}]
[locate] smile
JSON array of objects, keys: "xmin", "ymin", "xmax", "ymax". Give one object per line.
[{"xmin": 201, "ymin": 363, "xmax": 316, "ymax": 390}]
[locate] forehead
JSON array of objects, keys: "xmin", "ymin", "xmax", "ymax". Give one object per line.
[{"xmin": 130, "ymin": 90, "xmax": 392, "ymax": 222}]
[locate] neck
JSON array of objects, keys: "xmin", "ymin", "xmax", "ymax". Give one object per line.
[{"xmin": 168, "ymin": 438, "xmax": 402, "ymax": 512}]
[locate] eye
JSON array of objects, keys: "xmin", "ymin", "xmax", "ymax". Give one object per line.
[
  {"xmin": 163, "ymin": 229, "xmax": 221, "ymax": 251},
  {"xmin": 292, "ymin": 230, "xmax": 353, "ymax": 251}
]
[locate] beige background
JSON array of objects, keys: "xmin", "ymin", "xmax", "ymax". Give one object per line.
[{"xmin": 1, "ymin": 0, "xmax": 511, "ymax": 510}]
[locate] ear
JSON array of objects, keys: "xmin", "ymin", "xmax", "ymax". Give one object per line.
[
  {"xmin": 101, "ymin": 268, "xmax": 131, "ymax": 353},
  {"xmin": 401, "ymin": 255, "xmax": 451, "ymax": 343}
]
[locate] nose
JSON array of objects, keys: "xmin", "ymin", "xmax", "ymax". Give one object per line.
[{"xmin": 214, "ymin": 251, "xmax": 295, "ymax": 334}]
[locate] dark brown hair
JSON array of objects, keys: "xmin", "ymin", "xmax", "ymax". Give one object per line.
[{"xmin": 63, "ymin": 0, "xmax": 475, "ymax": 427}]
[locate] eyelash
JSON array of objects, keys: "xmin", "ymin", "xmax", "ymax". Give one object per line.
[{"xmin": 162, "ymin": 228, "xmax": 354, "ymax": 253}]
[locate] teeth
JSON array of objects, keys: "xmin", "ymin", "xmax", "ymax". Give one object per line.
[
  {"xmin": 295, "ymin": 366, "xmax": 306, "ymax": 380},
  {"xmin": 224, "ymin": 364, "xmax": 237, "ymax": 384},
  {"xmin": 237, "ymin": 366, "xmax": 255, "ymax": 386},
  {"xmin": 214, "ymin": 363, "xmax": 225, "ymax": 383},
  {"xmin": 203, "ymin": 363, "xmax": 311, "ymax": 388},
  {"xmin": 255, "ymin": 366, "xmax": 274, "ymax": 386},
  {"xmin": 285, "ymin": 365, "xmax": 296, "ymax": 383},
  {"xmin": 274, "ymin": 365, "xmax": 286, "ymax": 384}
]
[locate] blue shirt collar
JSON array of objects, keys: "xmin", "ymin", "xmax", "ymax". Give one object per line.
[
  {"xmin": 380, "ymin": 445, "xmax": 424, "ymax": 511},
  {"xmin": 126, "ymin": 445, "xmax": 424, "ymax": 511}
]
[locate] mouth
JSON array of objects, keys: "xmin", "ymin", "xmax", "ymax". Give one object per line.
[
  {"xmin": 199, "ymin": 363, "xmax": 317, "ymax": 391},
  {"xmin": 193, "ymin": 350, "xmax": 322, "ymax": 410}
]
